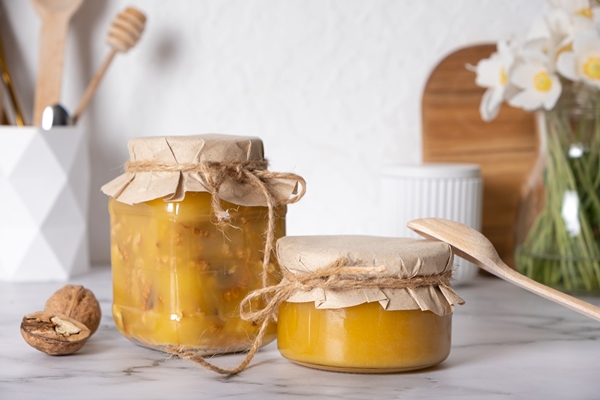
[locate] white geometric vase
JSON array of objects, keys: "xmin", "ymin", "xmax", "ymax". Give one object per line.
[{"xmin": 0, "ymin": 126, "xmax": 90, "ymax": 281}]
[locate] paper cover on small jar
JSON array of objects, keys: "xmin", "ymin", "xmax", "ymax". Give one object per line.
[
  {"xmin": 275, "ymin": 235, "xmax": 464, "ymax": 373},
  {"xmin": 101, "ymin": 134, "xmax": 305, "ymax": 355}
]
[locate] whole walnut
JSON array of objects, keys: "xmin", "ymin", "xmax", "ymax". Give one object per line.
[{"xmin": 44, "ymin": 285, "xmax": 101, "ymax": 335}]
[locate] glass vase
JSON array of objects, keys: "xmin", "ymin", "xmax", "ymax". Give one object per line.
[{"xmin": 515, "ymin": 91, "xmax": 600, "ymax": 294}]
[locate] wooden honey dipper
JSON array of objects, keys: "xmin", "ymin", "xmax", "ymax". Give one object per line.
[{"xmin": 71, "ymin": 6, "xmax": 146, "ymax": 124}]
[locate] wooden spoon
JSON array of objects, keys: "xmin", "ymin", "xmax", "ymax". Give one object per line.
[
  {"xmin": 31, "ymin": 0, "xmax": 84, "ymax": 126},
  {"xmin": 407, "ymin": 217, "xmax": 600, "ymax": 322},
  {"xmin": 71, "ymin": 6, "xmax": 146, "ymax": 125}
]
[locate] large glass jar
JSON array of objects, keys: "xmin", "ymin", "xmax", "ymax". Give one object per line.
[
  {"xmin": 109, "ymin": 193, "xmax": 285, "ymax": 354},
  {"xmin": 102, "ymin": 134, "xmax": 304, "ymax": 355},
  {"xmin": 273, "ymin": 235, "xmax": 463, "ymax": 373}
]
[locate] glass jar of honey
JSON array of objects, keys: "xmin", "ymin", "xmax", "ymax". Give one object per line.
[
  {"xmin": 102, "ymin": 134, "xmax": 305, "ymax": 355},
  {"xmin": 274, "ymin": 235, "xmax": 464, "ymax": 373}
]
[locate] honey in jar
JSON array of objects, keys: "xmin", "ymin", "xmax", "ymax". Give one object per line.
[
  {"xmin": 101, "ymin": 134, "xmax": 304, "ymax": 355},
  {"xmin": 274, "ymin": 235, "xmax": 464, "ymax": 373}
]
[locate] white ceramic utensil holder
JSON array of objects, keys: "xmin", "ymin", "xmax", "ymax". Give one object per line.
[
  {"xmin": 380, "ymin": 163, "xmax": 483, "ymax": 285},
  {"xmin": 0, "ymin": 126, "xmax": 90, "ymax": 281}
]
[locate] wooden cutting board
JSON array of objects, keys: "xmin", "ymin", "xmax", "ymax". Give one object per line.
[{"xmin": 422, "ymin": 44, "xmax": 538, "ymax": 269}]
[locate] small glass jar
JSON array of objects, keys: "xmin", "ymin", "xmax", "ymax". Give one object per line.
[
  {"xmin": 102, "ymin": 134, "xmax": 302, "ymax": 355},
  {"xmin": 278, "ymin": 303, "xmax": 452, "ymax": 373},
  {"xmin": 274, "ymin": 235, "xmax": 463, "ymax": 373}
]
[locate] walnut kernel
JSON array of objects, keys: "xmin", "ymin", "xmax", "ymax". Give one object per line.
[{"xmin": 20, "ymin": 312, "xmax": 91, "ymax": 355}]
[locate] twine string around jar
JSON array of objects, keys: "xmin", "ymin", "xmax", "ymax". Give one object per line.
[
  {"xmin": 166, "ymin": 257, "xmax": 454, "ymax": 375},
  {"xmin": 125, "ymin": 159, "xmax": 307, "ymax": 289}
]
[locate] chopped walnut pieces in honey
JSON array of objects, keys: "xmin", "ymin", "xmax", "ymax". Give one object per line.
[
  {"xmin": 108, "ymin": 194, "xmax": 286, "ymax": 353},
  {"xmin": 193, "ymin": 227, "xmax": 209, "ymax": 237},
  {"xmin": 117, "ymin": 245, "xmax": 129, "ymax": 263}
]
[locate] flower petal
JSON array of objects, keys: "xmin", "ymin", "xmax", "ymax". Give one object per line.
[
  {"xmin": 475, "ymin": 55, "xmax": 504, "ymax": 88},
  {"xmin": 497, "ymin": 40, "xmax": 515, "ymax": 69},
  {"xmin": 526, "ymin": 15, "xmax": 551, "ymax": 43},
  {"xmin": 479, "ymin": 89, "xmax": 502, "ymax": 122},
  {"xmin": 542, "ymin": 76, "xmax": 562, "ymax": 109},
  {"xmin": 545, "ymin": 8, "xmax": 573, "ymax": 39},
  {"xmin": 510, "ymin": 64, "xmax": 539, "ymax": 88},
  {"xmin": 573, "ymin": 29, "xmax": 600, "ymax": 56},
  {"xmin": 582, "ymin": 72, "xmax": 600, "ymax": 88},
  {"xmin": 556, "ymin": 52, "xmax": 580, "ymax": 80},
  {"xmin": 503, "ymin": 82, "xmax": 521, "ymax": 100},
  {"xmin": 508, "ymin": 90, "xmax": 543, "ymax": 111}
]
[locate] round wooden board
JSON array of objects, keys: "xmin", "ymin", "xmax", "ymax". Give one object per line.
[{"xmin": 421, "ymin": 44, "xmax": 538, "ymax": 269}]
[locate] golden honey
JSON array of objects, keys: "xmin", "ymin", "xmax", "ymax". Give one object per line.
[
  {"xmin": 277, "ymin": 301, "xmax": 452, "ymax": 373},
  {"xmin": 109, "ymin": 192, "xmax": 285, "ymax": 354}
]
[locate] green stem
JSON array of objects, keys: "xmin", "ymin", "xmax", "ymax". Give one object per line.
[{"xmin": 516, "ymin": 100, "xmax": 600, "ymax": 293}]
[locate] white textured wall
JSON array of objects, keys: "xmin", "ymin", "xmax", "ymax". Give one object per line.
[{"xmin": 0, "ymin": 0, "xmax": 544, "ymax": 265}]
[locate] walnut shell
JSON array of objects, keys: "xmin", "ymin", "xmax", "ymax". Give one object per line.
[
  {"xmin": 44, "ymin": 285, "xmax": 101, "ymax": 335},
  {"xmin": 20, "ymin": 312, "xmax": 91, "ymax": 355}
]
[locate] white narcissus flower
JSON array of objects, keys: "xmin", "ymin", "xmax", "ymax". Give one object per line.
[
  {"xmin": 556, "ymin": 30, "xmax": 600, "ymax": 88},
  {"xmin": 474, "ymin": 41, "xmax": 514, "ymax": 121},
  {"xmin": 508, "ymin": 59, "xmax": 562, "ymax": 111},
  {"xmin": 473, "ymin": 0, "xmax": 600, "ymax": 120},
  {"xmin": 533, "ymin": 1, "xmax": 600, "ymax": 57},
  {"xmin": 550, "ymin": 0, "xmax": 600, "ymax": 27}
]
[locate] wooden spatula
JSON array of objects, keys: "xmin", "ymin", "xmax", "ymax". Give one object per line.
[{"xmin": 31, "ymin": 0, "xmax": 83, "ymax": 126}]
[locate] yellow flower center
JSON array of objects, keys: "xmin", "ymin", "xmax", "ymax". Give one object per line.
[
  {"xmin": 533, "ymin": 72, "xmax": 552, "ymax": 92},
  {"xmin": 499, "ymin": 67, "xmax": 508, "ymax": 86},
  {"xmin": 576, "ymin": 7, "xmax": 593, "ymax": 18},
  {"xmin": 583, "ymin": 56, "xmax": 600, "ymax": 80}
]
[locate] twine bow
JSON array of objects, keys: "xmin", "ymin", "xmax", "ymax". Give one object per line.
[
  {"xmin": 125, "ymin": 159, "xmax": 306, "ymax": 288},
  {"xmin": 167, "ymin": 257, "xmax": 454, "ymax": 375}
]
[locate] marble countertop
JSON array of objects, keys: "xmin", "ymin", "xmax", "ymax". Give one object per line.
[{"xmin": 1, "ymin": 266, "xmax": 599, "ymax": 399}]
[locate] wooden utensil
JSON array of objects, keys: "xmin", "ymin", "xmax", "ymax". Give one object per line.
[
  {"xmin": 407, "ymin": 217, "xmax": 600, "ymax": 323},
  {"xmin": 71, "ymin": 6, "xmax": 146, "ymax": 125},
  {"xmin": 0, "ymin": 25, "xmax": 26, "ymax": 126},
  {"xmin": 422, "ymin": 44, "xmax": 538, "ymax": 269},
  {"xmin": 31, "ymin": 0, "xmax": 84, "ymax": 126}
]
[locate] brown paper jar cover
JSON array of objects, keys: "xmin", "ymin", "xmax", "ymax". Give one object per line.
[
  {"xmin": 276, "ymin": 235, "xmax": 464, "ymax": 316},
  {"xmin": 101, "ymin": 134, "xmax": 301, "ymax": 206}
]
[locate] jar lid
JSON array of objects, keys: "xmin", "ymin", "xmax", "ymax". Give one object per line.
[
  {"xmin": 381, "ymin": 163, "xmax": 481, "ymax": 179},
  {"xmin": 101, "ymin": 134, "xmax": 302, "ymax": 206},
  {"xmin": 276, "ymin": 235, "xmax": 464, "ymax": 316},
  {"xmin": 127, "ymin": 134, "xmax": 264, "ymax": 164}
]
